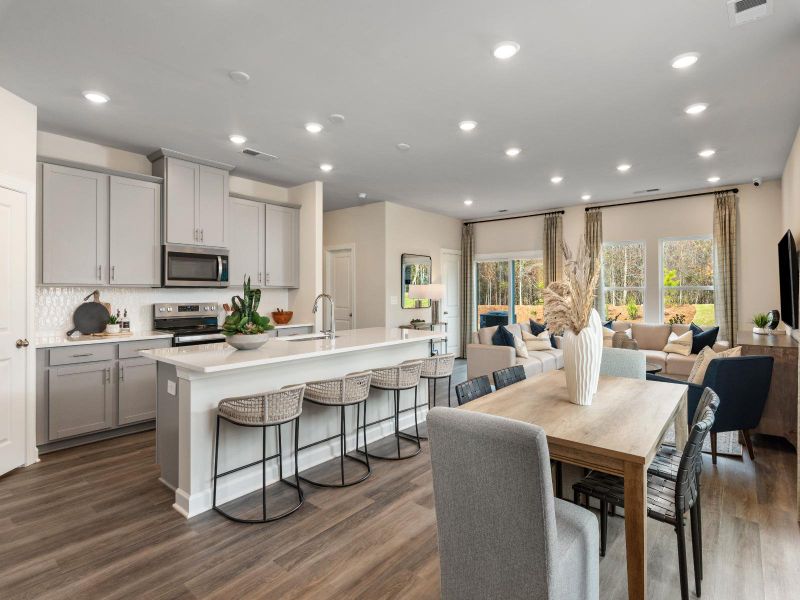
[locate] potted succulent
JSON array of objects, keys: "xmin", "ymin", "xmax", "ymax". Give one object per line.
[
  {"xmin": 106, "ymin": 314, "xmax": 121, "ymax": 335},
  {"xmin": 222, "ymin": 276, "xmax": 275, "ymax": 350},
  {"xmin": 752, "ymin": 313, "xmax": 771, "ymax": 335},
  {"xmin": 544, "ymin": 237, "xmax": 602, "ymax": 405}
]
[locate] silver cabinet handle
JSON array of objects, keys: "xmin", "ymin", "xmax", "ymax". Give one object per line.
[
  {"xmin": 201, "ymin": 229, "xmax": 204, "ymax": 242},
  {"xmin": 119, "ymin": 366, "xmax": 125, "ymax": 383},
  {"xmin": 71, "ymin": 353, "xmax": 93, "ymax": 357},
  {"xmin": 105, "ymin": 368, "xmax": 111, "ymax": 383},
  {"xmin": 111, "ymin": 265, "xmax": 115, "ymax": 281},
  {"xmin": 97, "ymin": 265, "xmax": 101, "ymax": 280}
]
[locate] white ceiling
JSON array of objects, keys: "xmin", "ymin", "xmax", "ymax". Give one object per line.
[{"xmin": 1, "ymin": 0, "xmax": 799, "ymax": 218}]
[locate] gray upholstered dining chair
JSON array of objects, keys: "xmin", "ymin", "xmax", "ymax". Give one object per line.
[
  {"xmin": 599, "ymin": 347, "xmax": 645, "ymax": 379},
  {"xmin": 427, "ymin": 407, "xmax": 599, "ymax": 600}
]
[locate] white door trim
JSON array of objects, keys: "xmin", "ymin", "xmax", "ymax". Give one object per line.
[
  {"xmin": 440, "ymin": 248, "xmax": 462, "ymax": 354},
  {"xmin": 324, "ymin": 244, "xmax": 356, "ymax": 330},
  {"xmin": 0, "ymin": 174, "xmax": 37, "ymax": 468}
]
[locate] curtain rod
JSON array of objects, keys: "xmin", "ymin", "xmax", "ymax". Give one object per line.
[
  {"xmin": 585, "ymin": 187, "xmax": 739, "ymax": 212},
  {"xmin": 464, "ymin": 209, "xmax": 565, "ymax": 225}
]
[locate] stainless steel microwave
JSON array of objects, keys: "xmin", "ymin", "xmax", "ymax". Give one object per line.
[{"xmin": 162, "ymin": 244, "xmax": 229, "ymax": 288}]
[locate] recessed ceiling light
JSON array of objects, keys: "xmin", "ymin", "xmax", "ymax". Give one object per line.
[
  {"xmin": 305, "ymin": 122, "xmax": 323, "ymax": 133},
  {"xmin": 464, "ymin": 199, "xmax": 473, "ymax": 206},
  {"xmin": 685, "ymin": 102, "xmax": 708, "ymax": 115},
  {"xmin": 671, "ymin": 52, "xmax": 699, "ymax": 69},
  {"xmin": 328, "ymin": 114, "xmax": 345, "ymax": 124},
  {"xmin": 228, "ymin": 134, "xmax": 247, "ymax": 145},
  {"xmin": 228, "ymin": 70, "xmax": 251, "ymax": 83},
  {"xmin": 707, "ymin": 176, "xmax": 720, "ymax": 183},
  {"xmin": 493, "ymin": 41, "xmax": 520, "ymax": 60},
  {"xmin": 581, "ymin": 194, "xmax": 592, "ymax": 201},
  {"xmin": 617, "ymin": 163, "xmax": 632, "ymax": 172},
  {"xmin": 320, "ymin": 163, "xmax": 333, "ymax": 172},
  {"xmin": 505, "ymin": 147, "xmax": 521, "ymax": 157},
  {"xmin": 459, "ymin": 120, "xmax": 477, "ymax": 132},
  {"xmin": 550, "ymin": 176, "xmax": 563, "ymax": 184},
  {"xmin": 358, "ymin": 192, "xmax": 367, "ymax": 199},
  {"xmin": 396, "ymin": 143, "xmax": 411, "ymax": 151},
  {"xmin": 82, "ymin": 91, "xmax": 109, "ymax": 104},
  {"xmin": 698, "ymin": 148, "xmax": 716, "ymax": 158}
]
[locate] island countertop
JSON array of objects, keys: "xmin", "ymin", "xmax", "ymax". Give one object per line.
[{"xmin": 139, "ymin": 327, "xmax": 443, "ymax": 374}]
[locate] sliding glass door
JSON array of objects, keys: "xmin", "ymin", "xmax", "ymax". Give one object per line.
[{"xmin": 476, "ymin": 254, "xmax": 544, "ymax": 328}]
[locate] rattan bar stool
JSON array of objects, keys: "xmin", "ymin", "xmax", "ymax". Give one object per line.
[
  {"xmin": 359, "ymin": 361, "xmax": 423, "ymax": 460},
  {"xmin": 400, "ymin": 353, "xmax": 456, "ymax": 441},
  {"xmin": 212, "ymin": 383, "xmax": 306, "ymax": 524},
  {"xmin": 298, "ymin": 371, "xmax": 373, "ymax": 488}
]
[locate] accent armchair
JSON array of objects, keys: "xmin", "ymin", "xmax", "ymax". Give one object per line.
[{"xmin": 648, "ymin": 355, "xmax": 773, "ymax": 463}]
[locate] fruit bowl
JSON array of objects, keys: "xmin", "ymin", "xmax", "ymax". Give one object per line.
[{"xmin": 271, "ymin": 311, "xmax": 293, "ymax": 325}]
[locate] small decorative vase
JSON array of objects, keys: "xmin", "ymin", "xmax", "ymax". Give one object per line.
[
  {"xmin": 226, "ymin": 333, "xmax": 270, "ymax": 350},
  {"xmin": 752, "ymin": 327, "xmax": 771, "ymax": 335},
  {"xmin": 561, "ymin": 309, "xmax": 603, "ymax": 406},
  {"xmin": 105, "ymin": 324, "xmax": 120, "ymax": 334}
]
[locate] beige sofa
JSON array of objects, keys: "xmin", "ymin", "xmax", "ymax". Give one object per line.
[
  {"xmin": 467, "ymin": 322, "xmax": 563, "ymax": 380},
  {"xmin": 605, "ymin": 321, "xmax": 729, "ymax": 378}
]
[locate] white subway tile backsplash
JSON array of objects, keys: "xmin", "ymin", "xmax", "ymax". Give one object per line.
[{"xmin": 36, "ymin": 287, "xmax": 290, "ymax": 336}]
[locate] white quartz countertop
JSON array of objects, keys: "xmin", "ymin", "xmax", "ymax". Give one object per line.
[
  {"xmin": 35, "ymin": 331, "xmax": 174, "ymax": 348},
  {"xmin": 139, "ymin": 327, "xmax": 443, "ymax": 373}
]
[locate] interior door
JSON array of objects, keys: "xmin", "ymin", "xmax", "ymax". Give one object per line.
[
  {"xmin": 228, "ymin": 197, "xmax": 265, "ymax": 286},
  {"xmin": 327, "ymin": 248, "xmax": 354, "ymax": 330},
  {"xmin": 109, "ymin": 176, "xmax": 160, "ymax": 285},
  {"xmin": 0, "ymin": 185, "xmax": 28, "ymax": 475},
  {"xmin": 441, "ymin": 250, "xmax": 461, "ymax": 353}
]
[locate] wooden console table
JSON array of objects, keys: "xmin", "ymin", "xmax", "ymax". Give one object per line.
[{"xmin": 737, "ymin": 331, "xmax": 798, "ymax": 448}]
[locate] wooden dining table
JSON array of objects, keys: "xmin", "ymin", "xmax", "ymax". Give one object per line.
[{"xmin": 461, "ymin": 370, "xmax": 688, "ymax": 600}]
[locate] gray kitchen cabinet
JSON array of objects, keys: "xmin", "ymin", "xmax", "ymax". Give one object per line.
[
  {"xmin": 264, "ymin": 203, "xmax": 299, "ymax": 288},
  {"xmin": 229, "ymin": 197, "xmax": 265, "ymax": 286},
  {"xmin": 118, "ymin": 357, "xmax": 157, "ymax": 425},
  {"xmin": 41, "ymin": 163, "xmax": 108, "ymax": 285},
  {"xmin": 48, "ymin": 361, "xmax": 114, "ymax": 440},
  {"xmin": 109, "ymin": 176, "xmax": 161, "ymax": 285},
  {"xmin": 150, "ymin": 150, "xmax": 232, "ymax": 248}
]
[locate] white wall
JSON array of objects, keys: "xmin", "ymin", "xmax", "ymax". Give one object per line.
[
  {"xmin": 288, "ymin": 181, "xmax": 324, "ymax": 329},
  {"xmin": 473, "ymin": 182, "xmax": 783, "ymax": 331},
  {"xmin": 1, "ymin": 88, "xmax": 37, "ymax": 187},
  {"xmin": 782, "ymin": 125, "xmax": 800, "ymax": 342}
]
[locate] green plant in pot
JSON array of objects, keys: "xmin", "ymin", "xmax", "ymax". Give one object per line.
[
  {"xmin": 223, "ymin": 276, "xmax": 275, "ymax": 350},
  {"xmin": 106, "ymin": 314, "xmax": 120, "ymax": 335},
  {"xmin": 752, "ymin": 312, "xmax": 770, "ymax": 335}
]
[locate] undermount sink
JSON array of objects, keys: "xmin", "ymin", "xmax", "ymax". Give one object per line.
[{"xmin": 285, "ymin": 334, "xmax": 337, "ymax": 341}]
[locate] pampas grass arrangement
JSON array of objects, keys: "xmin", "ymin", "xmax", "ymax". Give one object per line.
[{"xmin": 543, "ymin": 237, "xmax": 600, "ymax": 334}]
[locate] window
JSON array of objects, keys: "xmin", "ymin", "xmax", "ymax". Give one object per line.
[
  {"xmin": 476, "ymin": 254, "xmax": 544, "ymax": 327},
  {"xmin": 602, "ymin": 241, "xmax": 645, "ymax": 322},
  {"xmin": 661, "ymin": 237, "xmax": 715, "ymax": 326}
]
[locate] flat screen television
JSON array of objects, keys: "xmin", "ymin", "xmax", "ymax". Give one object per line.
[{"xmin": 778, "ymin": 230, "xmax": 799, "ymax": 329}]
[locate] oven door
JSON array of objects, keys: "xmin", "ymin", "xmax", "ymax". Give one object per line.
[{"xmin": 163, "ymin": 244, "xmax": 229, "ymax": 287}]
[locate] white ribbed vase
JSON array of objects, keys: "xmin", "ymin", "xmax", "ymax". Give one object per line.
[{"xmin": 561, "ymin": 309, "xmax": 603, "ymax": 406}]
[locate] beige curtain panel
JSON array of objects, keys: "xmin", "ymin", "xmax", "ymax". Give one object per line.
[
  {"xmin": 460, "ymin": 223, "xmax": 475, "ymax": 358},
  {"xmin": 713, "ymin": 190, "xmax": 738, "ymax": 346},
  {"xmin": 543, "ymin": 212, "xmax": 563, "ymax": 286},
  {"xmin": 584, "ymin": 208, "xmax": 604, "ymax": 314}
]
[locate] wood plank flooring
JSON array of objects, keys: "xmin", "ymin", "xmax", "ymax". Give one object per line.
[{"xmin": 1, "ymin": 361, "xmax": 799, "ymax": 599}]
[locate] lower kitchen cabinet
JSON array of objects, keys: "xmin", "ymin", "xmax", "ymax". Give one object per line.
[
  {"xmin": 48, "ymin": 361, "xmax": 114, "ymax": 440},
  {"xmin": 118, "ymin": 357, "xmax": 158, "ymax": 425},
  {"xmin": 37, "ymin": 338, "xmax": 172, "ymax": 452}
]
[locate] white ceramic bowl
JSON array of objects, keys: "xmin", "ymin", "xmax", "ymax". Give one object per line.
[{"xmin": 226, "ymin": 333, "xmax": 270, "ymax": 351}]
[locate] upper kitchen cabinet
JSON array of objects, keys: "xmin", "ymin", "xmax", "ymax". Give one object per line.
[
  {"xmin": 109, "ymin": 176, "xmax": 161, "ymax": 286},
  {"xmin": 229, "ymin": 196, "xmax": 265, "ymax": 286},
  {"xmin": 39, "ymin": 160, "xmax": 162, "ymax": 287},
  {"xmin": 264, "ymin": 202, "xmax": 299, "ymax": 288},
  {"xmin": 149, "ymin": 149, "xmax": 233, "ymax": 248},
  {"xmin": 41, "ymin": 163, "xmax": 108, "ymax": 285}
]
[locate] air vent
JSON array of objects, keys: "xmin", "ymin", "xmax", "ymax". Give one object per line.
[
  {"xmin": 497, "ymin": 209, "xmax": 508, "ymax": 213},
  {"xmin": 242, "ymin": 147, "xmax": 278, "ymax": 161},
  {"xmin": 633, "ymin": 188, "xmax": 661, "ymax": 195},
  {"xmin": 728, "ymin": 0, "xmax": 772, "ymax": 26}
]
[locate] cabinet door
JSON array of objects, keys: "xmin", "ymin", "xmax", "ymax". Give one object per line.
[
  {"xmin": 229, "ymin": 197, "xmax": 265, "ymax": 286},
  {"xmin": 264, "ymin": 204, "xmax": 299, "ymax": 287},
  {"xmin": 49, "ymin": 361, "xmax": 114, "ymax": 440},
  {"xmin": 41, "ymin": 164, "xmax": 108, "ymax": 285},
  {"xmin": 118, "ymin": 357, "xmax": 157, "ymax": 425},
  {"xmin": 197, "ymin": 165, "xmax": 228, "ymax": 247},
  {"xmin": 164, "ymin": 157, "xmax": 199, "ymax": 245},
  {"xmin": 109, "ymin": 177, "xmax": 161, "ymax": 286}
]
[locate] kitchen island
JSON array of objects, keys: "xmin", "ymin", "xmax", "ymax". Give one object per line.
[{"xmin": 140, "ymin": 327, "xmax": 442, "ymax": 518}]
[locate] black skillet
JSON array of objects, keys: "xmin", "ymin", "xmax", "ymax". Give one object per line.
[{"xmin": 66, "ymin": 290, "xmax": 111, "ymax": 336}]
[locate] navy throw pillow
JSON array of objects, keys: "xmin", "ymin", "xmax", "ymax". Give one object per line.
[
  {"xmin": 491, "ymin": 325, "xmax": 517, "ymax": 348},
  {"xmin": 689, "ymin": 323, "xmax": 719, "ymax": 355},
  {"xmin": 530, "ymin": 320, "xmax": 557, "ymax": 349},
  {"xmin": 603, "ymin": 320, "xmax": 615, "ymax": 330}
]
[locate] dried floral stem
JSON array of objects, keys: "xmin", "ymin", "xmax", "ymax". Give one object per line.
[{"xmin": 543, "ymin": 237, "xmax": 600, "ymax": 334}]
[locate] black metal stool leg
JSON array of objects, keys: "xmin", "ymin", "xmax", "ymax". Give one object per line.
[
  {"xmin": 361, "ymin": 400, "xmax": 370, "ymax": 470},
  {"xmin": 262, "ymin": 425, "xmax": 267, "ymax": 521},
  {"xmin": 340, "ymin": 406, "xmax": 346, "ymax": 486},
  {"xmin": 395, "ymin": 390, "xmax": 401, "ymax": 458},
  {"xmin": 294, "ymin": 418, "xmax": 303, "ymax": 504},
  {"xmin": 431, "ymin": 377, "xmax": 437, "ymax": 408},
  {"xmin": 413, "ymin": 386, "xmax": 421, "ymax": 449},
  {"xmin": 277, "ymin": 423, "xmax": 283, "ymax": 480},
  {"xmin": 447, "ymin": 375, "xmax": 452, "ymax": 407},
  {"xmin": 213, "ymin": 415, "xmax": 221, "ymax": 509}
]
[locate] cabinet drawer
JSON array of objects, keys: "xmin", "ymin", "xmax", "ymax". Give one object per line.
[
  {"xmin": 49, "ymin": 344, "xmax": 116, "ymax": 366},
  {"xmin": 118, "ymin": 338, "xmax": 172, "ymax": 359}
]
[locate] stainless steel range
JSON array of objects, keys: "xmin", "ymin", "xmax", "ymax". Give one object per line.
[{"xmin": 153, "ymin": 302, "xmax": 226, "ymax": 346}]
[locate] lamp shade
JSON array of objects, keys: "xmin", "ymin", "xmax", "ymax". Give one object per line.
[
  {"xmin": 408, "ymin": 284, "xmax": 430, "ymax": 299},
  {"xmin": 427, "ymin": 284, "xmax": 444, "ymax": 301}
]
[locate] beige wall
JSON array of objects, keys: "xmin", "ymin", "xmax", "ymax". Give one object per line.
[
  {"xmin": 323, "ymin": 201, "xmax": 462, "ymax": 328},
  {"xmin": 322, "ymin": 203, "xmax": 387, "ymax": 328},
  {"xmin": 474, "ymin": 182, "xmax": 783, "ymax": 332},
  {"xmin": 1, "ymin": 87, "xmax": 38, "ymax": 187},
  {"xmin": 287, "ymin": 181, "xmax": 324, "ymax": 329},
  {"xmin": 782, "ymin": 125, "xmax": 800, "ymax": 237}
]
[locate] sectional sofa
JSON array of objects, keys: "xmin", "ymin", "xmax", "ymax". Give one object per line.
[{"xmin": 467, "ymin": 322, "xmax": 563, "ymax": 379}]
